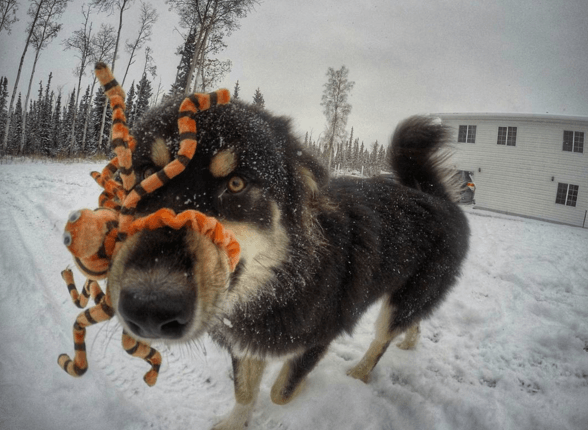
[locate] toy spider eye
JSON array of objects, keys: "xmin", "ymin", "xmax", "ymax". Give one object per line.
[
  {"xmin": 227, "ymin": 176, "xmax": 246, "ymax": 194},
  {"xmin": 142, "ymin": 166, "xmax": 157, "ymax": 180},
  {"xmin": 68, "ymin": 210, "xmax": 82, "ymax": 223},
  {"xmin": 63, "ymin": 231, "xmax": 72, "ymax": 247}
]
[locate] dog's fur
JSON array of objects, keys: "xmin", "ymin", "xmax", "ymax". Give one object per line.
[{"xmin": 107, "ymin": 97, "xmax": 469, "ymax": 429}]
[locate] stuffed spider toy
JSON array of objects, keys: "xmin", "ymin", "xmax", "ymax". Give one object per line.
[{"xmin": 57, "ymin": 62, "xmax": 239, "ymax": 386}]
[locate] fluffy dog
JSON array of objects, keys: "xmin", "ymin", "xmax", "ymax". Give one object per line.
[{"xmin": 107, "ymin": 96, "xmax": 469, "ymax": 429}]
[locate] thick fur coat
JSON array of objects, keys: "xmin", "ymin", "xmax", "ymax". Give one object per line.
[{"xmin": 106, "ymin": 96, "xmax": 469, "ymax": 429}]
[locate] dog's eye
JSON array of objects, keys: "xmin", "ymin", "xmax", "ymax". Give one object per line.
[
  {"xmin": 141, "ymin": 166, "xmax": 158, "ymax": 181},
  {"xmin": 227, "ymin": 176, "xmax": 247, "ymax": 194}
]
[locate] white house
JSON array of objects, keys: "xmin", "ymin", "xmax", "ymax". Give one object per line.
[{"xmin": 436, "ymin": 113, "xmax": 588, "ymax": 228}]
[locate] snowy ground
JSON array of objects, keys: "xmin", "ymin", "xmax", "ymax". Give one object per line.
[{"xmin": 1, "ymin": 161, "xmax": 587, "ymax": 430}]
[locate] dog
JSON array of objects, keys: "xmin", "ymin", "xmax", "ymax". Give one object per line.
[{"xmin": 106, "ymin": 96, "xmax": 470, "ymax": 429}]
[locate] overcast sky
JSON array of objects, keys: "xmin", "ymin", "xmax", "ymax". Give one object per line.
[{"xmin": 1, "ymin": 0, "xmax": 587, "ymax": 147}]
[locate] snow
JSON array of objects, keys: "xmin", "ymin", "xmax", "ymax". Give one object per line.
[{"xmin": 1, "ymin": 161, "xmax": 587, "ymax": 430}]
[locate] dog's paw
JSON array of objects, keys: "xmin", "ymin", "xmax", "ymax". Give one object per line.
[
  {"xmin": 211, "ymin": 417, "xmax": 247, "ymax": 430},
  {"xmin": 211, "ymin": 403, "xmax": 253, "ymax": 430},
  {"xmin": 346, "ymin": 365, "xmax": 370, "ymax": 383},
  {"xmin": 396, "ymin": 339, "xmax": 416, "ymax": 350}
]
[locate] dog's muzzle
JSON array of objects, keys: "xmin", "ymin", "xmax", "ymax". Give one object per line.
[
  {"xmin": 114, "ymin": 227, "xmax": 197, "ymax": 340},
  {"xmin": 118, "ymin": 285, "xmax": 195, "ymax": 339}
]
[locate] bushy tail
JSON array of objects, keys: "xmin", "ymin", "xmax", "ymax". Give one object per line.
[{"xmin": 389, "ymin": 116, "xmax": 461, "ymax": 202}]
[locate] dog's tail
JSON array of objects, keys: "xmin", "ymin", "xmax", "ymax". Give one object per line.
[{"xmin": 389, "ymin": 116, "xmax": 461, "ymax": 202}]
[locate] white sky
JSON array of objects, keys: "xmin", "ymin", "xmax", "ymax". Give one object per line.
[{"xmin": 1, "ymin": 0, "xmax": 587, "ymax": 147}]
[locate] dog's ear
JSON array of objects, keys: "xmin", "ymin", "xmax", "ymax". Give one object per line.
[
  {"xmin": 268, "ymin": 114, "xmax": 329, "ymax": 197},
  {"xmin": 295, "ymin": 152, "xmax": 328, "ymax": 198}
]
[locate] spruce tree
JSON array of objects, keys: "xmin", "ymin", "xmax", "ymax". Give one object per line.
[
  {"xmin": 352, "ymin": 138, "xmax": 360, "ymax": 171},
  {"xmin": 50, "ymin": 92, "xmax": 62, "ymax": 156},
  {"xmin": 233, "ymin": 80, "xmax": 240, "ymax": 100},
  {"xmin": 89, "ymin": 88, "xmax": 105, "ymax": 155},
  {"xmin": 76, "ymin": 86, "xmax": 91, "ymax": 155},
  {"xmin": 170, "ymin": 26, "xmax": 196, "ymax": 96},
  {"xmin": 0, "ymin": 77, "xmax": 8, "ymax": 149},
  {"xmin": 377, "ymin": 145, "xmax": 386, "ymax": 173},
  {"xmin": 133, "ymin": 74, "xmax": 152, "ymax": 125},
  {"xmin": 39, "ymin": 73, "xmax": 53, "ymax": 156},
  {"xmin": 8, "ymin": 93, "xmax": 23, "ymax": 154},
  {"xmin": 253, "ymin": 88, "xmax": 264, "ymax": 108},
  {"xmin": 126, "ymin": 81, "xmax": 136, "ymax": 130},
  {"xmin": 25, "ymin": 99, "xmax": 37, "ymax": 155},
  {"xmin": 61, "ymin": 92, "xmax": 76, "ymax": 154}
]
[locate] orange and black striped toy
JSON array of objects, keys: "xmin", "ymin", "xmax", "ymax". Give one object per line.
[{"xmin": 58, "ymin": 62, "xmax": 239, "ymax": 386}]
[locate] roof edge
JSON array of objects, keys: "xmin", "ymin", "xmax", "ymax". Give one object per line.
[{"xmin": 432, "ymin": 112, "xmax": 588, "ymax": 125}]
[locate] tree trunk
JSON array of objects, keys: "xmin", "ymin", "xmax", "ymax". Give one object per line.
[
  {"xmin": 185, "ymin": 0, "xmax": 218, "ymax": 95},
  {"xmin": 2, "ymin": 1, "xmax": 43, "ymax": 153},
  {"xmin": 80, "ymin": 77, "xmax": 97, "ymax": 153},
  {"xmin": 19, "ymin": 47, "xmax": 42, "ymax": 154}
]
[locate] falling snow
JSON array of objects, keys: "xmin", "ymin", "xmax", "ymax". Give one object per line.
[{"xmin": 0, "ymin": 161, "xmax": 587, "ymax": 430}]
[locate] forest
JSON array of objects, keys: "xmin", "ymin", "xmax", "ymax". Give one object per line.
[{"xmin": 0, "ymin": 0, "xmax": 388, "ymax": 175}]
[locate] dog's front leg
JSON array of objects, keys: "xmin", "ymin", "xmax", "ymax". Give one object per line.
[
  {"xmin": 212, "ymin": 355, "xmax": 266, "ymax": 430},
  {"xmin": 271, "ymin": 344, "xmax": 328, "ymax": 405}
]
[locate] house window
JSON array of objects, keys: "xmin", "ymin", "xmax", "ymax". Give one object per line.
[
  {"xmin": 555, "ymin": 183, "xmax": 579, "ymax": 207},
  {"xmin": 497, "ymin": 127, "xmax": 517, "ymax": 146},
  {"xmin": 563, "ymin": 131, "xmax": 584, "ymax": 153},
  {"xmin": 458, "ymin": 125, "xmax": 476, "ymax": 143}
]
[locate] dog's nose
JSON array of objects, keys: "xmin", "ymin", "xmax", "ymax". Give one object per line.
[{"xmin": 118, "ymin": 287, "xmax": 195, "ymax": 339}]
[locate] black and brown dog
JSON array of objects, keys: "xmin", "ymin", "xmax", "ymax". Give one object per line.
[{"xmin": 107, "ymin": 96, "xmax": 469, "ymax": 429}]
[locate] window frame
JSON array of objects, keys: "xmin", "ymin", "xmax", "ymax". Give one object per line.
[
  {"xmin": 497, "ymin": 126, "xmax": 517, "ymax": 146},
  {"xmin": 562, "ymin": 130, "xmax": 584, "ymax": 153},
  {"xmin": 555, "ymin": 183, "xmax": 579, "ymax": 207},
  {"xmin": 458, "ymin": 125, "xmax": 477, "ymax": 143}
]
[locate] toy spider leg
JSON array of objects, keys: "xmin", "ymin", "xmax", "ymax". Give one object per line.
[
  {"xmin": 58, "ymin": 270, "xmax": 162, "ymax": 385},
  {"xmin": 57, "ymin": 291, "xmax": 114, "ymax": 378},
  {"xmin": 121, "ymin": 331, "xmax": 162, "ymax": 387},
  {"xmin": 61, "ymin": 268, "xmax": 104, "ymax": 309}
]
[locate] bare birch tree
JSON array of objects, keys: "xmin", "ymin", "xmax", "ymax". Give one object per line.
[
  {"xmin": 0, "ymin": 0, "xmax": 19, "ymax": 34},
  {"xmin": 142, "ymin": 45, "xmax": 157, "ymax": 78},
  {"xmin": 321, "ymin": 65, "xmax": 354, "ymax": 172},
  {"xmin": 120, "ymin": 1, "xmax": 157, "ymax": 86},
  {"xmin": 78, "ymin": 23, "xmax": 116, "ymax": 151},
  {"xmin": 19, "ymin": 0, "xmax": 70, "ymax": 154},
  {"xmin": 167, "ymin": 0, "xmax": 257, "ymax": 95},
  {"xmin": 62, "ymin": 4, "xmax": 94, "ymax": 153},
  {"xmin": 1, "ymin": 0, "xmax": 42, "ymax": 153}
]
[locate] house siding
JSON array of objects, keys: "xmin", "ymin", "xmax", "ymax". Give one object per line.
[{"xmin": 437, "ymin": 114, "xmax": 588, "ymax": 227}]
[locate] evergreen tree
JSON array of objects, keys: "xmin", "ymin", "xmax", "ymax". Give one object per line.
[
  {"xmin": 50, "ymin": 92, "xmax": 62, "ymax": 156},
  {"xmin": 233, "ymin": 80, "xmax": 240, "ymax": 100},
  {"xmin": 8, "ymin": 93, "xmax": 23, "ymax": 154},
  {"xmin": 252, "ymin": 88, "xmax": 264, "ymax": 108},
  {"xmin": 125, "ymin": 81, "xmax": 136, "ymax": 130},
  {"xmin": 352, "ymin": 138, "xmax": 359, "ymax": 171},
  {"xmin": 60, "ymin": 92, "xmax": 76, "ymax": 154},
  {"xmin": 39, "ymin": 73, "xmax": 53, "ymax": 155},
  {"xmin": 0, "ymin": 77, "xmax": 9, "ymax": 151},
  {"xmin": 133, "ymin": 74, "xmax": 152, "ymax": 125},
  {"xmin": 377, "ymin": 144, "xmax": 386, "ymax": 173},
  {"xmin": 25, "ymin": 99, "xmax": 37, "ymax": 154},
  {"xmin": 170, "ymin": 26, "xmax": 196, "ymax": 96},
  {"xmin": 76, "ymin": 86, "xmax": 92, "ymax": 155},
  {"xmin": 370, "ymin": 141, "xmax": 380, "ymax": 175}
]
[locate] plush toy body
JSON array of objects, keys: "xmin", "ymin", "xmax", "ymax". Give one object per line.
[{"xmin": 58, "ymin": 62, "xmax": 238, "ymax": 386}]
